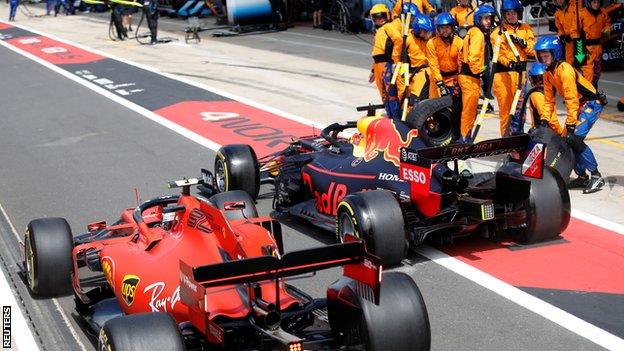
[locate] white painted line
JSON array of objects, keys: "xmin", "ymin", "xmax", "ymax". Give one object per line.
[
  {"xmin": 414, "ymin": 246, "xmax": 624, "ymax": 351},
  {"xmin": 600, "ymin": 79, "xmax": 624, "ymax": 87},
  {"xmin": 280, "ymin": 31, "xmax": 371, "ymax": 46},
  {"xmin": 2, "ymin": 21, "xmax": 624, "ymax": 350},
  {"xmin": 572, "ymin": 208, "xmax": 624, "ymax": 235},
  {"xmin": 1, "ymin": 21, "xmax": 327, "ymax": 130},
  {"xmin": 253, "ymin": 36, "xmax": 371, "ymax": 56},
  {"xmin": 0, "ymin": 202, "xmax": 88, "ymax": 351}
]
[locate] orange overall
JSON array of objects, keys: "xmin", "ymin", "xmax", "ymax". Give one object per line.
[
  {"xmin": 391, "ymin": 0, "xmax": 435, "ymax": 19},
  {"xmin": 490, "ymin": 23, "xmax": 535, "ymax": 136},
  {"xmin": 458, "ymin": 26, "xmax": 486, "ymax": 139},
  {"xmin": 579, "ymin": 7, "xmax": 610, "ymax": 85},
  {"xmin": 371, "ymin": 22, "xmax": 394, "ymax": 101}
]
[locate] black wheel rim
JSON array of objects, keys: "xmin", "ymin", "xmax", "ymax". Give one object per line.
[
  {"xmin": 338, "ymin": 212, "xmax": 357, "ymax": 242},
  {"xmin": 423, "ymin": 112, "xmax": 452, "ymax": 143}
]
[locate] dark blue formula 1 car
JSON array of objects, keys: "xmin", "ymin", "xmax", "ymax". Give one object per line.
[{"xmin": 207, "ymin": 103, "xmax": 570, "ymax": 266}]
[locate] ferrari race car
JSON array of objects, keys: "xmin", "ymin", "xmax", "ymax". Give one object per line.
[
  {"xmin": 211, "ymin": 106, "xmax": 571, "ymax": 266},
  {"xmin": 22, "ymin": 177, "xmax": 431, "ymax": 350}
]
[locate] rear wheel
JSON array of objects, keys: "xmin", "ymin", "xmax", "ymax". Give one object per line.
[
  {"xmin": 517, "ymin": 166, "xmax": 571, "ymax": 243},
  {"xmin": 208, "ymin": 190, "xmax": 258, "ymax": 221},
  {"xmin": 24, "ymin": 218, "xmax": 74, "ymax": 296},
  {"xmin": 98, "ymin": 312, "xmax": 184, "ymax": 351},
  {"xmin": 329, "ymin": 272, "xmax": 430, "ymax": 351},
  {"xmin": 336, "ymin": 190, "xmax": 407, "ymax": 266},
  {"xmin": 215, "ymin": 144, "xmax": 260, "ymax": 200},
  {"xmin": 407, "ymin": 95, "xmax": 455, "ymax": 147},
  {"xmin": 529, "ymin": 126, "xmax": 574, "ymax": 182}
]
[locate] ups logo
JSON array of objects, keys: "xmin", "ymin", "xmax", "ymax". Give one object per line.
[{"xmin": 121, "ymin": 274, "xmax": 140, "ymax": 306}]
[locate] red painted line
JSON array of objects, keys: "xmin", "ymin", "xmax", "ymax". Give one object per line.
[
  {"xmin": 306, "ymin": 163, "xmax": 377, "ymax": 180},
  {"xmin": 0, "ymin": 23, "xmax": 13, "ymax": 30},
  {"xmin": 6, "ymin": 36, "xmax": 104, "ymax": 65},
  {"xmin": 154, "ymin": 101, "xmax": 319, "ymax": 157},
  {"xmin": 442, "ymin": 217, "xmax": 624, "ymax": 294}
]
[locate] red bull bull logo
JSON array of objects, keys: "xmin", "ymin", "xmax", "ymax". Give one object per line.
[{"xmin": 353, "ymin": 117, "xmax": 418, "ymax": 167}]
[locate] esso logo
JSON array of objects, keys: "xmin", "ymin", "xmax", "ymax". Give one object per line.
[{"xmin": 402, "ymin": 167, "xmax": 427, "ymax": 184}]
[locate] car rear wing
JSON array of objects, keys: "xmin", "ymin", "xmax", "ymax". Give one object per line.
[
  {"xmin": 401, "ymin": 134, "xmax": 544, "ymax": 179},
  {"xmin": 179, "ymin": 240, "xmax": 382, "ymax": 309},
  {"xmin": 413, "ymin": 134, "xmax": 535, "ymax": 163},
  {"xmin": 399, "ymin": 134, "xmax": 545, "ymax": 216}
]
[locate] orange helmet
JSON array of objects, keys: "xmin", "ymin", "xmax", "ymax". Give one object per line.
[{"xmin": 370, "ymin": 4, "xmax": 390, "ymax": 19}]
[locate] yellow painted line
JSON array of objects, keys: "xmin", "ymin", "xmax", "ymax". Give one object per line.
[{"xmin": 587, "ymin": 137, "xmax": 624, "ymax": 148}]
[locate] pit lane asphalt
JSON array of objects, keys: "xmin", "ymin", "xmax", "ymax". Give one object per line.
[{"xmin": 0, "ymin": 30, "xmax": 606, "ymax": 351}]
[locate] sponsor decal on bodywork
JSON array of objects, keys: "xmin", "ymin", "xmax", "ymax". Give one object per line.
[
  {"xmin": 101, "ymin": 256, "xmax": 115, "ymax": 290},
  {"xmin": 143, "ymin": 282, "xmax": 180, "ymax": 312},
  {"xmin": 121, "ymin": 274, "xmax": 140, "ymax": 306}
]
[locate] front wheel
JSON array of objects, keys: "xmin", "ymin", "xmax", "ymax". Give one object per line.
[
  {"xmin": 336, "ymin": 190, "xmax": 407, "ymax": 266},
  {"xmin": 215, "ymin": 144, "xmax": 260, "ymax": 200},
  {"xmin": 24, "ymin": 218, "xmax": 74, "ymax": 296}
]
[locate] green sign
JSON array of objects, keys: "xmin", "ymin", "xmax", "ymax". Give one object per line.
[{"xmin": 573, "ymin": 38, "xmax": 587, "ymax": 66}]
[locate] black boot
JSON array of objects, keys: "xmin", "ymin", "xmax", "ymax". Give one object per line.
[
  {"xmin": 569, "ymin": 174, "xmax": 589, "ymax": 189},
  {"xmin": 584, "ymin": 173, "xmax": 605, "ymax": 194}
]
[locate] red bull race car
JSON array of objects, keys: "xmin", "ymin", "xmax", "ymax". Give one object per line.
[
  {"xmin": 210, "ymin": 105, "xmax": 571, "ymax": 266},
  {"xmin": 22, "ymin": 176, "xmax": 430, "ymax": 350}
]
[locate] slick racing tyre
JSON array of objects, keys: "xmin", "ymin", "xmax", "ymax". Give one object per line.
[
  {"xmin": 98, "ymin": 312, "xmax": 184, "ymax": 351},
  {"xmin": 215, "ymin": 144, "xmax": 260, "ymax": 200},
  {"xmin": 24, "ymin": 217, "xmax": 74, "ymax": 296},
  {"xmin": 336, "ymin": 190, "xmax": 407, "ymax": 266},
  {"xmin": 328, "ymin": 272, "xmax": 431, "ymax": 351},
  {"xmin": 529, "ymin": 126, "xmax": 574, "ymax": 183},
  {"xmin": 406, "ymin": 95, "xmax": 455, "ymax": 147},
  {"xmin": 518, "ymin": 166, "xmax": 571, "ymax": 244},
  {"xmin": 208, "ymin": 190, "xmax": 259, "ymax": 221}
]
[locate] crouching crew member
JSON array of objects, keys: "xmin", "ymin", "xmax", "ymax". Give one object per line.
[
  {"xmin": 535, "ymin": 35, "xmax": 606, "ymax": 194},
  {"xmin": 512, "ymin": 63, "xmax": 563, "ymax": 135},
  {"xmin": 491, "ymin": 0, "xmax": 535, "ymax": 136},
  {"xmin": 458, "ymin": 4, "xmax": 495, "ymax": 143}
]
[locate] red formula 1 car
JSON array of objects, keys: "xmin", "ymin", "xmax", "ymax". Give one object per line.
[
  {"xmin": 210, "ymin": 108, "xmax": 570, "ymax": 266},
  {"xmin": 22, "ymin": 177, "xmax": 430, "ymax": 351}
]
